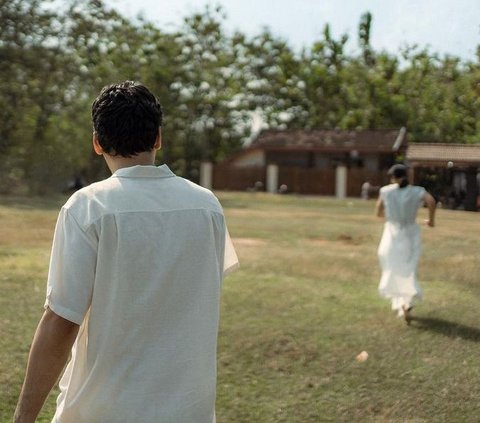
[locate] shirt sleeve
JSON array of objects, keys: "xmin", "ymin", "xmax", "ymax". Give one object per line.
[
  {"xmin": 223, "ymin": 227, "xmax": 239, "ymax": 276},
  {"xmin": 44, "ymin": 208, "xmax": 97, "ymax": 325}
]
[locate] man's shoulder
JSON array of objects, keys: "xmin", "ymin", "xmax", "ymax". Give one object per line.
[
  {"xmin": 62, "ymin": 178, "xmax": 118, "ymax": 226},
  {"xmin": 63, "ymin": 175, "xmax": 224, "ymax": 227},
  {"xmin": 170, "ymin": 176, "xmax": 223, "ymax": 211},
  {"xmin": 175, "ymin": 176, "xmax": 217, "ymax": 196},
  {"xmin": 64, "ymin": 178, "xmax": 113, "ymax": 207}
]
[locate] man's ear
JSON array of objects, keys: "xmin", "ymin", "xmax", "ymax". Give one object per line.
[
  {"xmin": 154, "ymin": 128, "xmax": 162, "ymax": 151},
  {"xmin": 92, "ymin": 133, "xmax": 104, "ymax": 156}
]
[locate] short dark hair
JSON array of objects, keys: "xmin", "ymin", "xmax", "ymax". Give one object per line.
[{"xmin": 92, "ymin": 81, "xmax": 162, "ymax": 157}]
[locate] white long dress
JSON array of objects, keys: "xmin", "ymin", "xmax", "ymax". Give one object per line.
[{"xmin": 377, "ymin": 183, "xmax": 426, "ymax": 312}]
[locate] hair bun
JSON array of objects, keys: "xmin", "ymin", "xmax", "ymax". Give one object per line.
[{"xmin": 387, "ymin": 164, "xmax": 407, "ymax": 178}]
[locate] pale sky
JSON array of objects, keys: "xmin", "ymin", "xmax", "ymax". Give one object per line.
[{"xmin": 106, "ymin": 0, "xmax": 480, "ymax": 61}]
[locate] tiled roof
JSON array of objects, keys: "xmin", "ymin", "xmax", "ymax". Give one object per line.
[
  {"xmin": 251, "ymin": 128, "xmax": 406, "ymax": 152},
  {"xmin": 407, "ymin": 143, "xmax": 480, "ymax": 164}
]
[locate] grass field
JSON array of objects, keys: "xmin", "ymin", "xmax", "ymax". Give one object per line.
[{"xmin": 1, "ymin": 192, "xmax": 479, "ymax": 422}]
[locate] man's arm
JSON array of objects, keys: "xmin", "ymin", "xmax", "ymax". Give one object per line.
[
  {"xmin": 375, "ymin": 197, "xmax": 384, "ymax": 218},
  {"xmin": 423, "ymin": 192, "xmax": 436, "ymax": 227},
  {"xmin": 14, "ymin": 308, "xmax": 79, "ymax": 423}
]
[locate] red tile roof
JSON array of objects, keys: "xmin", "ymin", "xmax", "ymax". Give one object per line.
[{"xmin": 252, "ymin": 128, "xmax": 406, "ymax": 152}]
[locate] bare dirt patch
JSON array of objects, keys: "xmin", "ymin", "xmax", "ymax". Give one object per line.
[{"xmin": 233, "ymin": 237, "xmax": 267, "ymax": 246}]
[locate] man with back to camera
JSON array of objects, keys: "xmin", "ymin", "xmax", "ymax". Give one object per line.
[{"xmin": 13, "ymin": 81, "xmax": 239, "ymax": 423}]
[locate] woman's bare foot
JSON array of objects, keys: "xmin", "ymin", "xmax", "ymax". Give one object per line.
[{"xmin": 402, "ymin": 305, "xmax": 413, "ymax": 325}]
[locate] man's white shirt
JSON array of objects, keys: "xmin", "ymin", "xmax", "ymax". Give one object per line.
[{"xmin": 45, "ymin": 165, "xmax": 238, "ymax": 423}]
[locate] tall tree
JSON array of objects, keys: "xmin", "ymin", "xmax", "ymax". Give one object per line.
[
  {"xmin": 358, "ymin": 12, "xmax": 375, "ymax": 67},
  {"xmin": 1, "ymin": 3, "xmax": 479, "ymax": 194}
]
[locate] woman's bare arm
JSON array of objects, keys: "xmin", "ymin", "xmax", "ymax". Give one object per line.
[
  {"xmin": 375, "ymin": 197, "xmax": 384, "ymax": 218},
  {"xmin": 423, "ymin": 192, "xmax": 436, "ymax": 227}
]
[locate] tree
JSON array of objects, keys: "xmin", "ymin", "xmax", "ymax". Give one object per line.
[
  {"xmin": 1, "ymin": 3, "xmax": 479, "ymax": 194},
  {"xmin": 358, "ymin": 12, "xmax": 375, "ymax": 67},
  {"xmin": 152, "ymin": 6, "xmax": 248, "ymax": 180},
  {"xmin": 0, "ymin": 0, "xmax": 65, "ymax": 192}
]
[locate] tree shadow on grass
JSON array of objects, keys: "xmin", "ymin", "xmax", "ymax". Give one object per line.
[{"xmin": 410, "ymin": 316, "xmax": 480, "ymax": 343}]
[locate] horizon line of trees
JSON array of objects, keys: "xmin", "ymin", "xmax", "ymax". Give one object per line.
[{"xmin": 1, "ymin": 0, "xmax": 480, "ymax": 194}]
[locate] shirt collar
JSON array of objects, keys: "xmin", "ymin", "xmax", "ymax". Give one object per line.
[{"xmin": 111, "ymin": 164, "xmax": 175, "ymax": 179}]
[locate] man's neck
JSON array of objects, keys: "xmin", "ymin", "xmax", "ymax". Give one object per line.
[{"xmin": 104, "ymin": 151, "xmax": 156, "ymax": 174}]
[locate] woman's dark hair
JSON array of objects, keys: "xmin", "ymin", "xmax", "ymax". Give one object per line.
[
  {"xmin": 388, "ymin": 164, "xmax": 409, "ymax": 188},
  {"xmin": 92, "ymin": 81, "xmax": 163, "ymax": 157}
]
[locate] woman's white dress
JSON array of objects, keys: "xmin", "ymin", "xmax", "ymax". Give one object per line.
[{"xmin": 378, "ymin": 184, "xmax": 426, "ymax": 312}]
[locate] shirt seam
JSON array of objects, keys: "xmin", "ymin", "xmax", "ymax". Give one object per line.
[
  {"xmin": 82, "ymin": 208, "xmax": 225, "ymax": 236},
  {"xmin": 110, "ymin": 174, "xmax": 176, "ymax": 179},
  {"xmin": 63, "ymin": 208, "xmax": 98, "ymax": 251}
]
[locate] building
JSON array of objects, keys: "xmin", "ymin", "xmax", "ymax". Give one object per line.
[
  {"xmin": 407, "ymin": 143, "xmax": 480, "ymax": 211},
  {"xmin": 207, "ymin": 129, "xmax": 480, "ymax": 210},
  {"xmin": 211, "ymin": 128, "xmax": 407, "ymax": 197}
]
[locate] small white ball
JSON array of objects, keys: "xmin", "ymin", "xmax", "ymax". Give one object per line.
[
  {"xmin": 447, "ymin": 161, "xmax": 454, "ymax": 168},
  {"xmin": 356, "ymin": 351, "xmax": 369, "ymax": 362}
]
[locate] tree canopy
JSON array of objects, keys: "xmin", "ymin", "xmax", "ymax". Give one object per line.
[{"xmin": 1, "ymin": 0, "xmax": 479, "ymax": 193}]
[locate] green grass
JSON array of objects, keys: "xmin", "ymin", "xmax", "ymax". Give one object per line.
[{"xmin": 1, "ymin": 192, "xmax": 480, "ymax": 422}]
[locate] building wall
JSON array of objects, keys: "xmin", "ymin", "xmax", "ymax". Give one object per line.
[
  {"xmin": 231, "ymin": 149, "xmax": 265, "ymax": 167},
  {"xmin": 213, "ymin": 164, "xmax": 265, "ymax": 191},
  {"xmin": 266, "ymin": 151, "xmax": 390, "ymax": 170},
  {"xmin": 364, "ymin": 155, "xmax": 379, "ymax": 171},
  {"xmin": 314, "ymin": 155, "xmax": 330, "ymax": 169},
  {"xmin": 266, "ymin": 151, "xmax": 310, "ymax": 167},
  {"xmin": 278, "ymin": 167, "xmax": 336, "ymax": 195},
  {"xmin": 218, "ymin": 148, "xmax": 399, "ymax": 196}
]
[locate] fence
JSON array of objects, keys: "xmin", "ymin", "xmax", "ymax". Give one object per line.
[
  {"xmin": 212, "ymin": 164, "xmax": 388, "ymax": 197},
  {"xmin": 213, "ymin": 165, "xmax": 265, "ymax": 191},
  {"xmin": 278, "ymin": 167, "xmax": 336, "ymax": 195}
]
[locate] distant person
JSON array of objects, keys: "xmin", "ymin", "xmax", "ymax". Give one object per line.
[
  {"xmin": 278, "ymin": 183, "xmax": 288, "ymax": 194},
  {"xmin": 361, "ymin": 180, "xmax": 372, "ymax": 200},
  {"xmin": 65, "ymin": 174, "xmax": 86, "ymax": 192},
  {"xmin": 14, "ymin": 81, "xmax": 239, "ymax": 423},
  {"xmin": 375, "ymin": 164, "xmax": 436, "ymax": 324},
  {"xmin": 254, "ymin": 180, "xmax": 264, "ymax": 191}
]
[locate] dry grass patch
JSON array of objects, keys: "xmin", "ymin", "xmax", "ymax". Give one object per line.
[{"xmin": 1, "ymin": 192, "xmax": 480, "ymax": 422}]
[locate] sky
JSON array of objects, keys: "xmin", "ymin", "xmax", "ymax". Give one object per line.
[{"xmin": 105, "ymin": 0, "xmax": 480, "ymax": 61}]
